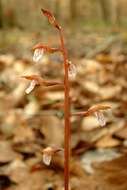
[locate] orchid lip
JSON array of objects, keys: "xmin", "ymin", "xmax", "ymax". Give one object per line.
[{"xmin": 33, "ymin": 48, "xmax": 44, "ymax": 62}]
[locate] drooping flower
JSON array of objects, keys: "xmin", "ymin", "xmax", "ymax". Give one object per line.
[
  {"xmin": 73, "ymin": 104, "xmax": 111, "ymax": 127},
  {"xmin": 94, "ymin": 111, "xmax": 106, "ymax": 127},
  {"xmin": 25, "ymin": 80, "xmax": 38, "ymax": 94},
  {"xmin": 22, "ymin": 75, "xmax": 41, "ymax": 94},
  {"xmin": 88, "ymin": 105, "xmax": 111, "ymax": 127},
  {"xmin": 42, "ymin": 147, "xmax": 63, "ymax": 166},
  {"xmin": 33, "ymin": 48, "xmax": 44, "ymax": 62},
  {"xmin": 42, "ymin": 147, "xmax": 52, "ymax": 166},
  {"xmin": 68, "ymin": 61, "xmax": 77, "ymax": 79},
  {"xmin": 86, "ymin": 105, "xmax": 111, "ymax": 127},
  {"xmin": 22, "ymin": 75, "xmax": 63, "ymax": 94}
]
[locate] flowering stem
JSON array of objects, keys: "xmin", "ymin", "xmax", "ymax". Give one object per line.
[
  {"xmin": 58, "ymin": 28, "xmax": 71, "ymax": 190},
  {"xmin": 37, "ymin": 9, "xmax": 71, "ymax": 189}
]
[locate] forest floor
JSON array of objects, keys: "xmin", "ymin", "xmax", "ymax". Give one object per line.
[{"xmin": 0, "ymin": 28, "xmax": 127, "ymax": 190}]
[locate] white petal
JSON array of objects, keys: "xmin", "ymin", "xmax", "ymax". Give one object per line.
[
  {"xmin": 68, "ymin": 62, "xmax": 77, "ymax": 79},
  {"xmin": 42, "ymin": 154, "xmax": 52, "ymax": 166},
  {"xmin": 33, "ymin": 48, "xmax": 44, "ymax": 62},
  {"xmin": 25, "ymin": 80, "xmax": 37, "ymax": 94},
  {"xmin": 94, "ymin": 111, "xmax": 106, "ymax": 127}
]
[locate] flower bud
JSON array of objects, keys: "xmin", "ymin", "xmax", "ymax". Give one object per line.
[{"xmin": 41, "ymin": 9, "xmax": 61, "ymax": 30}]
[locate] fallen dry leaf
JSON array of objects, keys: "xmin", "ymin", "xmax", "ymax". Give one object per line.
[{"xmin": 95, "ymin": 135, "xmax": 121, "ymax": 148}]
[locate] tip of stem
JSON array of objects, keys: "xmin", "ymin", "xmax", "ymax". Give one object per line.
[{"xmin": 41, "ymin": 8, "xmax": 47, "ymax": 14}]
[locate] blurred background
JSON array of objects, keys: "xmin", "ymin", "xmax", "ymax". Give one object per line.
[
  {"xmin": 1, "ymin": 0, "xmax": 127, "ymax": 57},
  {"xmin": 0, "ymin": 1, "xmax": 127, "ymax": 190},
  {"xmin": 1, "ymin": 0, "xmax": 127, "ymax": 29}
]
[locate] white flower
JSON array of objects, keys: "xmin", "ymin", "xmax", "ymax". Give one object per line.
[
  {"xmin": 85, "ymin": 104, "xmax": 111, "ymax": 127},
  {"xmin": 42, "ymin": 147, "xmax": 53, "ymax": 166},
  {"xmin": 25, "ymin": 80, "xmax": 37, "ymax": 94},
  {"xmin": 94, "ymin": 111, "xmax": 106, "ymax": 127},
  {"xmin": 33, "ymin": 48, "xmax": 44, "ymax": 62},
  {"xmin": 42, "ymin": 146, "xmax": 63, "ymax": 166},
  {"xmin": 68, "ymin": 61, "xmax": 77, "ymax": 79},
  {"xmin": 42, "ymin": 153, "xmax": 52, "ymax": 166}
]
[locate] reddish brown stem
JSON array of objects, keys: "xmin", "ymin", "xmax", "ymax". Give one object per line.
[
  {"xmin": 72, "ymin": 111, "xmax": 88, "ymax": 117},
  {"xmin": 58, "ymin": 29, "xmax": 71, "ymax": 190},
  {"xmin": 40, "ymin": 9, "xmax": 71, "ymax": 190},
  {"xmin": 72, "ymin": 105, "xmax": 111, "ymax": 117},
  {"xmin": 32, "ymin": 44, "xmax": 62, "ymax": 53}
]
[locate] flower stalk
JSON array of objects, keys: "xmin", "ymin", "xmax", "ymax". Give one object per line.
[
  {"xmin": 41, "ymin": 8, "xmax": 71, "ymax": 190},
  {"xmin": 21, "ymin": 9, "xmax": 111, "ymax": 190},
  {"xmin": 59, "ymin": 28, "xmax": 71, "ymax": 190}
]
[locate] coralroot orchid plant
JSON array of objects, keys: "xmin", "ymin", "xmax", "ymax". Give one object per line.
[{"xmin": 22, "ymin": 9, "xmax": 111, "ymax": 190}]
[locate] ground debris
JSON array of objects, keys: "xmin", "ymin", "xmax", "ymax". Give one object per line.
[{"xmin": 0, "ymin": 31, "xmax": 127, "ymax": 189}]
